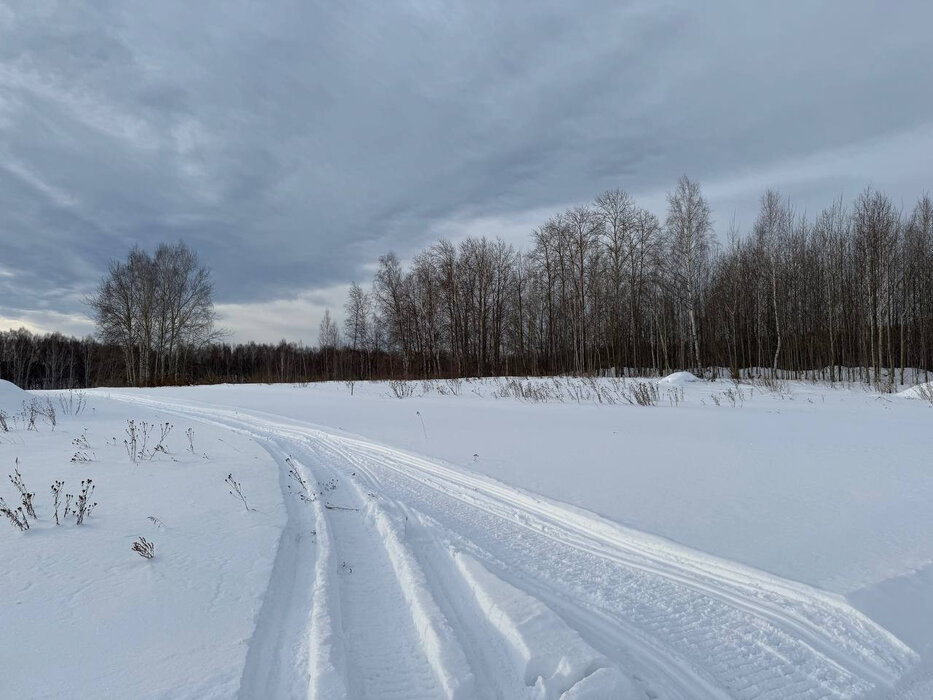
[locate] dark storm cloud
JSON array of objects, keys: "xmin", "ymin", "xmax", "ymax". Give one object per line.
[{"xmin": 1, "ymin": 1, "xmax": 931, "ymax": 341}]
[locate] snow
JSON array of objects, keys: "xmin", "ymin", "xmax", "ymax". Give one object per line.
[
  {"xmin": 0, "ymin": 393, "xmax": 283, "ymax": 699},
  {"xmin": 453, "ymin": 552, "xmax": 638, "ymax": 699},
  {"xmin": 898, "ymin": 381, "xmax": 933, "ymax": 401},
  {"xmin": 2, "ymin": 376, "xmax": 931, "ymax": 698},
  {"xmin": 109, "ymin": 378, "xmax": 933, "ymax": 594},
  {"xmin": 0, "ymin": 377, "xmax": 28, "ymax": 414},
  {"xmin": 657, "ymin": 370, "xmax": 700, "ymax": 385}
]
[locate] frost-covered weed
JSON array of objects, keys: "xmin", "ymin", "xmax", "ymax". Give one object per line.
[
  {"xmin": 10, "ymin": 460, "xmax": 36, "ymax": 520},
  {"xmin": 387, "ymin": 380, "xmax": 415, "ymax": 399},
  {"xmin": 51, "ymin": 480, "xmax": 64, "ymax": 525},
  {"xmin": 75, "ymin": 479, "xmax": 96, "ymax": 525},
  {"xmin": 225, "ymin": 473, "xmax": 251, "ymax": 511},
  {"xmin": 132, "ymin": 536, "xmax": 155, "ymax": 559},
  {"xmin": 0, "ymin": 497, "xmax": 29, "ymax": 531},
  {"xmin": 58, "ymin": 390, "xmax": 88, "ymax": 417}
]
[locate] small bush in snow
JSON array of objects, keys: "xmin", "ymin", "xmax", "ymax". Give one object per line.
[
  {"xmin": 225, "ymin": 473, "xmax": 252, "ymax": 511},
  {"xmin": 75, "ymin": 479, "xmax": 96, "ymax": 525},
  {"xmin": 285, "ymin": 457, "xmax": 315, "ymax": 503},
  {"xmin": 51, "ymin": 480, "xmax": 64, "ymax": 525},
  {"xmin": 753, "ymin": 375, "xmax": 786, "ymax": 394},
  {"xmin": 723, "ymin": 387, "xmax": 746, "ymax": 407},
  {"xmin": 634, "ymin": 381, "xmax": 659, "ymax": 406},
  {"xmin": 388, "ymin": 380, "xmax": 414, "ymax": 399},
  {"xmin": 124, "ymin": 420, "xmax": 140, "ymax": 462},
  {"xmin": 10, "ymin": 460, "xmax": 37, "ymax": 520},
  {"xmin": 151, "ymin": 422, "xmax": 173, "ymax": 457},
  {"xmin": 24, "ymin": 398, "xmax": 57, "ymax": 431},
  {"xmin": 58, "ymin": 390, "xmax": 88, "ymax": 417},
  {"xmin": 132, "ymin": 536, "xmax": 155, "ymax": 559},
  {"xmin": 0, "ymin": 497, "xmax": 29, "ymax": 531},
  {"xmin": 124, "ymin": 419, "xmax": 165, "ymax": 462},
  {"xmin": 72, "ymin": 430, "xmax": 91, "ymax": 450},
  {"xmin": 121, "ymin": 420, "xmax": 173, "ymax": 461},
  {"xmin": 23, "ymin": 400, "xmax": 39, "ymax": 431},
  {"xmin": 0, "ymin": 410, "xmax": 8, "ymax": 432},
  {"xmin": 185, "ymin": 427, "xmax": 196, "ymax": 454},
  {"xmin": 666, "ymin": 387, "xmax": 685, "ymax": 407},
  {"xmin": 617, "ymin": 380, "xmax": 658, "ymax": 407}
]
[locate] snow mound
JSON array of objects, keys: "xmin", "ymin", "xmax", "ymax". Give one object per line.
[
  {"xmin": 0, "ymin": 379, "xmax": 28, "ymax": 415},
  {"xmin": 658, "ymin": 371, "xmax": 700, "ymax": 386},
  {"xmin": 898, "ymin": 382, "xmax": 933, "ymax": 400}
]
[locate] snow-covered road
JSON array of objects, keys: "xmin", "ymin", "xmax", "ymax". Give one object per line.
[{"xmin": 102, "ymin": 391, "xmax": 917, "ymax": 700}]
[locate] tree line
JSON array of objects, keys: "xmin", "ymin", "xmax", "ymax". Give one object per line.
[
  {"xmin": 0, "ymin": 326, "xmax": 408, "ymax": 389},
  {"xmin": 342, "ymin": 178, "xmax": 933, "ymax": 385},
  {"xmin": 1, "ymin": 180, "xmax": 931, "ymax": 390}
]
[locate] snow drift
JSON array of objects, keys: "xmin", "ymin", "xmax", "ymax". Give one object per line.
[
  {"xmin": 0, "ymin": 378, "xmax": 28, "ymax": 415},
  {"xmin": 657, "ymin": 371, "xmax": 700, "ymax": 385},
  {"xmin": 898, "ymin": 381, "xmax": 933, "ymax": 401}
]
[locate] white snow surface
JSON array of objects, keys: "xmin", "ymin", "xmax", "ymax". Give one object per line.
[
  {"xmin": 897, "ymin": 381, "xmax": 933, "ymax": 400},
  {"xmin": 656, "ymin": 371, "xmax": 700, "ymax": 385},
  {"xmin": 1, "ymin": 376, "xmax": 931, "ymax": 698},
  {"xmin": 0, "ymin": 377, "xmax": 28, "ymax": 414}
]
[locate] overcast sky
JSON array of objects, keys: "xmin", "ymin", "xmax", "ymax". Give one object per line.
[{"xmin": 1, "ymin": 1, "xmax": 931, "ymax": 343}]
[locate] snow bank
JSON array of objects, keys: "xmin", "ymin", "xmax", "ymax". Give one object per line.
[
  {"xmin": 0, "ymin": 378, "xmax": 28, "ymax": 414},
  {"xmin": 898, "ymin": 382, "xmax": 933, "ymax": 400},
  {"xmin": 657, "ymin": 370, "xmax": 700, "ymax": 385}
]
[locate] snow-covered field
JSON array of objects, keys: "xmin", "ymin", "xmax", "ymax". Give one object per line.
[{"xmin": 2, "ymin": 375, "xmax": 932, "ymax": 698}]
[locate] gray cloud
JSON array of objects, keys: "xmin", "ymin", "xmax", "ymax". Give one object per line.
[{"xmin": 1, "ymin": 0, "xmax": 931, "ymax": 342}]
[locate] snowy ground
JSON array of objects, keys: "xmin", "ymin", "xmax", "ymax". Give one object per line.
[{"xmin": 1, "ymin": 375, "xmax": 932, "ymax": 698}]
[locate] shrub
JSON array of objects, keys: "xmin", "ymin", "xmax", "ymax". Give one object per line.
[
  {"xmin": 151, "ymin": 422, "xmax": 173, "ymax": 457},
  {"xmin": 286, "ymin": 457, "xmax": 314, "ymax": 502},
  {"xmin": 225, "ymin": 473, "xmax": 251, "ymax": 511},
  {"xmin": 75, "ymin": 479, "xmax": 96, "ymax": 525},
  {"xmin": 51, "ymin": 480, "xmax": 64, "ymax": 525},
  {"xmin": 58, "ymin": 390, "xmax": 88, "ymax": 417},
  {"xmin": 10, "ymin": 460, "xmax": 36, "ymax": 520},
  {"xmin": 132, "ymin": 536, "xmax": 155, "ymax": 559},
  {"xmin": 387, "ymin": 379, "xmax": 415, "ymax": 398},
  {"xmin": 0, "ymin": 497, "xmax": 29, "ymax": 531}
]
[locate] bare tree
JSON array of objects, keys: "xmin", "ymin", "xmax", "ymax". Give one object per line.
[
  {"xmin": 88, "ymin": 242, "xmax": 218, "ymax": 386},
  {"xmin": 318, "ymin": 309, "xmax": 340, "ymax": 349},
  {"xmin": 665, "ymin": 175, "xmax": 713, "ymax": 371}
]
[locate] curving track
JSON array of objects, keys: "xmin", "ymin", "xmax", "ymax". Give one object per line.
[{"xmin": 101, "ymin": 393, "xmax": 917, "ymax": 700}]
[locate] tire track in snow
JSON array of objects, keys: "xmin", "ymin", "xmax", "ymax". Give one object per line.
[
  {"xmin": 99, "ymin": 393, "xmax": 917, "ymax": 699},
  {"xmin": 235, "ymin": 443, "xmax": 330, "ymax": 699},
  {"xmin": 101, "ymin": 395, "xmax": 448, "ymax": 699},
  {"xmin": 304, "ymin": 452, "xmax": 440, "ymax": 700},
  {"xmin": 317, "ymin": 432, "xmax": 917, "ymax": 699}
]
